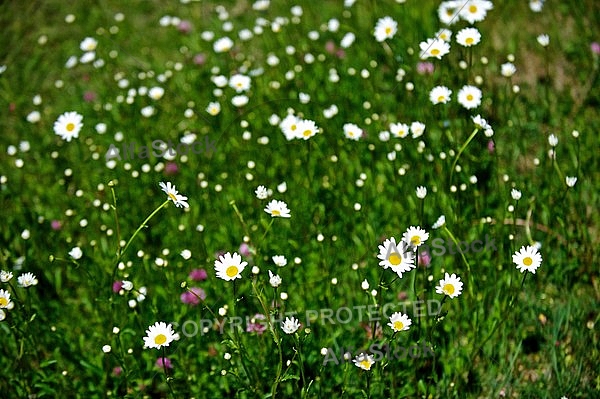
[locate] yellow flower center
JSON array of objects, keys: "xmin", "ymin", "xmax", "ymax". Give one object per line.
[
  {"xmin": 411, "ymin": 236, "xmax": 421, "ymax": 246},
  {"xmin": 154, "ymin": 334, "xmax": 167, "ymax": 345},
  {"xmin": 303, "ymin": 129, "xmax": 312, "ymax": 137},
  {"xmin": 469, "ymin": 5, "xmax": 477, "ymax": 13},
  {"xmin": 466, "ymin": 37, "xmax": 474, "ymax": 45},
  {"xmin": 385, "ymin": 27, "xmax": 392, "ymax": 35},
  {"xmin": 168, "ymin": 192, "xmax": 178, "ymax": 201},
  {"xmin": 290, "ymin": 124, "xmax": 297, "ymax": 131},
  {"xmin": 431, "ymin": 48, "xmax": 440, "ymax": 55},
  {"xmin": 443, "ymin": 283, "xmax": 455, "ymax": 295},
  {"xmin": 359, "ymin": 359, "xmax": 372, "ymax": 370},
  {"xmin": 0, "ymin": 297, "xmax": 7, "ymax": 307},
  {"xmin": 467, "ymin": 94, "xmax": 474, "ymax": 101},
  {"xmin": 226, "ymin": 266, "xmax": 239, "ymax": 278},
  {"xmin": 523, "ymin": 257, "xmax": 533, "ymax": 266},
  {"xmin": 388, "ymin": 252, "xmax": 402, "ymax": 265},
  {"xmin": 438, "ymin": 95, "xmax": 445, "ymax": 102},
  {"xmin": 66, "ymin": 123, "xmax": 75, "ymax": 132},
  {"xmin": 393, "ymin": 321, "xmax": 404, "ymax": 331},
  {"xmin": 271, "ymin": 209, "xmax": 281, "ymax": 216}
]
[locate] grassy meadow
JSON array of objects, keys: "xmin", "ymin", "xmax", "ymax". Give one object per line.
[{"xmin": 0, "ymin": 0, "xmax": 599, "ymax": 398}]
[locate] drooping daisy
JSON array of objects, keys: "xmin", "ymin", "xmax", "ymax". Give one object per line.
[
  {"xmin": 403, "ymin": 226, "xmax": 429, "ymax": 248},
  {"xmin": 511, "ymin": 189, "xmax": 522, "ymax": 201},
  {"xmin": 416, "ymin": 186, "xmax": 427, "ymax": 199},
  {"xmin": 410, "ymin": 121, "xmax": 426, "ymax": 139},
  {"xmin": 353, "ymin": 353, "xmax": 375, "ymax": 370},
  {"xmin": 565, "ymin": 176, "xmax": 577, "ymax": 187},
  {"xmin": 456, "ymin": 27, "xmax": 481, "ymax": 47},
  {"xmin": 457, "ymin": 85, "xmax": 482, "ymax": 109},
  {"xmin": 264, "ymin": 200, "xmax": 291, "ymax": 218},
  {"xmin": 377, "ymin": 237, "xmax": 415, "ymax": 277},
  {"xmin": 281, "ymin": 316, "xmax": 301, "ymax": 334},
  {"xmin": 512, "ymin": 245, "xmax": 542, "ymax": 274},
  {"xmin": 390, "ymin": 122, "xmax": 409, "ymax": 138},
  {"xmin": 69, "ymin": 246, "xmax": 83, "ymax": 260},
  {"xmin": 373, "ymin": 16, "xmax": 397, "ymax": 42},
  {"xmin": 459, "ymin": 0, "xmax": 493, "ymax": 24},
  {"xmin": 419, "ymin": 38, "xmax": 451, "ymax": 60},
  {"xmin": 537, "ymin": 34, "xmax": 549, "ymax": 47},
  {"xmin": 143, "ymin": 321, "xmax": 180, "ymax": 349},
  {"xmin": 53, "ymin": 111, "xmax": 83, "ymax": 142},
  {"xmin": 429, "ymin": 86, "xmax": 452, "ymax": 104},
  {"xmin": 0, "ymin": 289, "xmax": 14, "ymax": 309},
  {"xmin": 159, "ymin": 181, "xmax": 189, "ymax": 208},
  {"xmin": 432, "ymin": 215, "xmax": 446, "ymax": 229},
  {"xmin": 435, "ymin": 272, "xmax": 463, "ymax": 298},
  {"xmin": 17, "ymin": 272, "xmax": 38, "ymax": 288},
  {"xmin": 472, "ymin": 114, "xmax": 491, "ymax": 130},
  {"xmin": 268, "ymin": 270, "xmax": 282, "ymax": 287},
  {"xmin": 215, "ymin": 252, "xmax": 247, "ymax": 281},
  {"xmin": 343, "ymin": 123, "xmax": 362, "ymax": 140},
  {"xmin": 272, "ymin": 255, "xmax": 287, "ymax": 267},
  {"xmin": 297, "ymin": 119, "xmax": 318, "ymax": 140},
  {"xmin": 388, "ymin": 312, "xmax": 411, "ymax": 332},
  {"xmin": 229, "ymin": 74, "xmax": 251, "ymax": 93},
  {"xmin": 0, "ymin": 270, "xmax": 13, "ymax": 283},
  {"xmin": 255, "ymin": 185, "xmax": 269, "ymax": 199}
]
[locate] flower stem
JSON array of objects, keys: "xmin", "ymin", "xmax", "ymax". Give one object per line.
[{"xmin": 449, "ymin": 128, "xmax": 479, "ymax": 186}]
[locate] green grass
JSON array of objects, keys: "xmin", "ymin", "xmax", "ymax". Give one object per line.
[{"xmin": 0, "ymin": 0, "xmax": 599, "ymax": 398}]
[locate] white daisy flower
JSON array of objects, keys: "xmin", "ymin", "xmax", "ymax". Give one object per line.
[
  {"xmin": 148, "ymin": 86, "xmax": 164, "ymax": 100},
  {"xmin": 280, "ymin": 114, "xmax": 301, "ymax": 140},
  {"xmin": 456, "ymin": 27, "xmax": 481, "ymax": 47},
  {"xmin": 268, "ymin": 270, "xmax": 282, "ymax": 287},
  {"xmin": 143, "ymin": 321, "xmax": 179, "ymax": 349},
  {"xmin": 69, "ymin": 246, "xmax": 83, "ymax": 260},
  {"xmin": 229, "ymin": 74, "xmax": 251, "ymax": 93},
  {"xmin": 501, "ymin": 62, "xmax": 516, "ymax": 77},
  {"xmin": 438, "ymin": 1, "xmax": 461, "ymax": 25},
  {"xmin": 511, "ymin": 189, "xmax": 522, "ymax": 200},
  {"xmin": 297, "ymin": 119, "xmax": 318, "ymax": 140},
  {"xmin": 436, "ymin": 28, "xmax": 452, "ymax": 42},
  {"xmin": 343, "ymin": 123, "xmax": 362, "ymax": 140},
  {"xmin": 80, "ymin": 37, "xmax": 98, "ymax": 52},
  {"xmin": 0, "ymin": 270, "xmax": 13, "ymax": 283},
  {"xmin": 537, "ymin": 34, "xmax": 549, "ymax": 47},
  {"xmin": 53, "ymin": 111, "xmax": 83, "ymax": 142},
  {"xmin": 281, "ymin": 316, "xmax": 301, "ymax": 334},
  {"xmin": 390, "ymin": 122, "xmax": 409, "ymax": 138},
  {"xmin": 410, "ymin": 121, "xmax": 426, "ymax": 139},
  {"xmin": 403, "ymin": 226, "xmax": 429, "ymax": 248},
  {"xmin": 206, "ymin": 101, "xmax": 221, "ymax": 116},
  {"xmin": 419, "ymin": 38, "xmax": 451, "ymax": 60},
  {"xmin": 373, "ymin": 16, "xmax": 397, "ymax": 42},
  {"xmin": 416, "ymin": 186, "xmax": 427, "ymax": 199},
  {"xmin": 459, "ymin": 0, "xmax": 493, "ymax": 24},
  {"xmin": 214, "ymin": 252, "xmax": 247, "ymax": 281},
  {"xmin": 213, "ymin": 36, "xmax": 234, "ymax": 53},
  {"xmin": 432, "ymin": 215, "xmax": 446, "ymax": 229},
  {"xmin": 435, "ymin": 272, "xmax": 463, "ymax": 298},
  {"xmin": 565, "ymin": 176, "xmax": 577, "ymax": 187},
  {"xmin": 17, "ymin": 272, "xmax": 38, "ymax": 288},
  {"xmin": 159, "ymin": 181, "xmax": 189, "ymax": 208},
  {"xmin": 388, "ymin": 312, "xmax": 411, "ymax": 332},
  {"xmin": 0, "ymin": 289, "xmax": 15, "ymax": 310},
  {"xmin": 272, "ymin": 255, "xmax": 287, "ymax": 267},
  {"xmin": 429, "ymin": 86, "xmax": 452, "ymax": 104},
  {"xmin": 255, "ymin": 185, "xmax": 269, "ymax": 199},
  {"xmin": 512, "ymin": 245, "xmax": 542, "ymax": 274},
  {"xmin": 377, "ymin": 237, "xmax": 415, "ymax": 277},
  {"xmin": 457, "ymin": 85, "xmax": 482, "ymax": 109},
  {"xmin": 264, "ymin": 200, "xmax": 291, "ymax": 218},
  {"xmin": 353, "ymin": 353, "xmax": 375, "ymax": 370}
]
